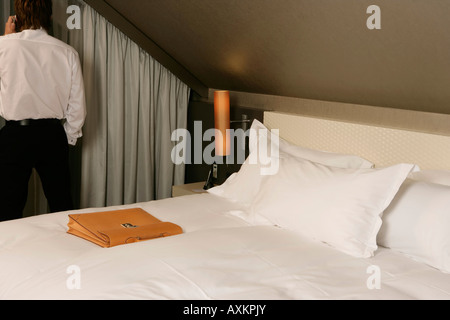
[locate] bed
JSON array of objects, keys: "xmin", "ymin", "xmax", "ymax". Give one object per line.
[{"xmin": 1, "ymin": 111, "xmax": 449, "ymax": 301}]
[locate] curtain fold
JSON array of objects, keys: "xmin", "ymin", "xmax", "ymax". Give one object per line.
[{"xmin": 79, "ymin": 4, "xmax": 190, "ymax": 208}]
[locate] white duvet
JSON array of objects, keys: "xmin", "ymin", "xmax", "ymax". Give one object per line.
[{"xmin": 0, "ymin": 194, "xmax": 449, "ymax": 300}]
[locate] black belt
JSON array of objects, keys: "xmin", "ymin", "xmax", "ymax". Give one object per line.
[{"xmin": 6, "ymin": 119, "xmax": 61, "ymax": 127}]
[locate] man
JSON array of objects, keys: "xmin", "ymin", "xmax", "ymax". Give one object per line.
[{"xmin": 0, "ymin": 0, "xmax": 86, "ymax": 221}]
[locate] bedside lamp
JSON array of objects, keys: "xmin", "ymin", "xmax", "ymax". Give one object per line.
[
  {"xmin": 214, "ymin": 91, "xmax": 231, "ymax": 158},
  {"xmin": 203, "ymin": 90, "xmax": 253, "ymax": 190},
  {"xmin": 204, "ymin": 91, "xmax": 231, "ymax": 190}
]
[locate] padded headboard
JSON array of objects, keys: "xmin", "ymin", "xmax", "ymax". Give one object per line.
[{"xmin": 264, "ymin": 111, "xmax": 450, "ymax": 171}]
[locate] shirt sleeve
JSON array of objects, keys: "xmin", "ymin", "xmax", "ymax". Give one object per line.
[{"xmin": 64, "ymin": 50, "xmax": 86, "ymax": 146}]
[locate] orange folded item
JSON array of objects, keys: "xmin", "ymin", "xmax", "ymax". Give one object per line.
[{"xmin": 67, "ymin": 208, "xmax": 183, "ymax": 248}]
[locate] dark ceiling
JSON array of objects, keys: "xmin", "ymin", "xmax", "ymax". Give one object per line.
[{"xmin": 86, "ymin": 0, "xmax": 450, "ymax": 114}]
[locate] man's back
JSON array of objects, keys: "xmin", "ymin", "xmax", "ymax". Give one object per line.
[
  {"xmin": 0, "ymin": 29, "xmax": 80, "ymax": 122},
  {"xmin": 0, "ymin": 28, "xmax": 85, "ymax": 145}
]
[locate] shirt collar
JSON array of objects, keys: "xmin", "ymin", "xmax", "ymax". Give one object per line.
[{"xmin": 22, "ymin": 27, "xmax": 47, "ymax": 33}]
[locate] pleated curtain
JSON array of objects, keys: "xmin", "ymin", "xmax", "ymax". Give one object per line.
[{"xmin": 80, "ymin": 4, "xmax": 190, "ymax": 208}]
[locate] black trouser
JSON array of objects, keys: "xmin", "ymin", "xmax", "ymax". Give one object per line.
[{"xmin": 0, "ymin": 119, "xmax": 73, "ymax": 221}]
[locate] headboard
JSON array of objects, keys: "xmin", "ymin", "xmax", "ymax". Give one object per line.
[{"xmin": 263, "ymin": 111, "xmax": 450, "ymax": 171}]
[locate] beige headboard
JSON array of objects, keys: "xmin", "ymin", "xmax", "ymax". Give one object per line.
[{"xmin": 264, "ymin": 111, "xmax": 450, "ymax": 171}]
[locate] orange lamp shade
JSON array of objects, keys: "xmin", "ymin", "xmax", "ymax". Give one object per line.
[{"xmin": 214, "ymin": 91, "xmax": 231, "ymax": 156}]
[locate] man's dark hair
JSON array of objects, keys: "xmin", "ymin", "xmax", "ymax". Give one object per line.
[{"xmin": 15, "ymin": 0, "xmax": 53, "ymax": 32}]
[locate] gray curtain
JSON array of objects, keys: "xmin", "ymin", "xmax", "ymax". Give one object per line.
[
  {"xmin": 79, "ymin": 3, "xmax": 190, "ymax": 208},
  {"xmin": 13, "ymin": 0, "xmax": 190, "ymax": 213}
]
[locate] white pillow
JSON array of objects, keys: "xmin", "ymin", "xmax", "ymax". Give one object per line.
[
  {"xmin": 249, "ymin": 154, "xmax": 416, "ymax": 258},
  {"xmin": 378, "ymin": 179, "xmax": 450, "ymax": 273},
  {"xmin": 207, "ymin": 156, "xmax": 266, "ymax": 207},
  {"xmin": 249, "ymin": 120, "xmax": 374, "ymax": 169},
  {"xmin": 208, "ymin": 120, "xmax": 374, "ymax": 206},
  {"xmin": 409, "ymin": 170, "xmax": 450, "ymax": 187}
]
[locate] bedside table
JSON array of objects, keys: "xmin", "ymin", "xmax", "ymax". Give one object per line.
[{"xmin": 172, "ymin": 182, "xmax": 208, "ymax": 197}]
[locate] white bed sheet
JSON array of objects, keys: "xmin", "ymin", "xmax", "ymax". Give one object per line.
[{"xmin": 0, "ymin": 194, "xmax": 449, "ymax": 300}]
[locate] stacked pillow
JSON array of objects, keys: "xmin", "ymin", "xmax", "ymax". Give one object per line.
[
  {"xmin": 209, "ymin": 121, "xmax": 449, "ymax": 273},
  {"xmin": 378, "ymin": 172, "xmax": 450, "ymax": 273},
  {"xmin": 208, "ymin": 120, "xmax": 374, "ymax": 207},
  {"xmin": 249, "ymin": 155, "xmax": 415, "ymax": 258}
]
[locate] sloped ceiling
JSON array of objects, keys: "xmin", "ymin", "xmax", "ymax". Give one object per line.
[{"xmin": 86, "ymin": 0, "xmax": 450, "ymax": 114}]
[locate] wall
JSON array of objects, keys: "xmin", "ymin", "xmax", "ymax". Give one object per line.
[
  {"xmin": 186, "ymin": 84, "xmax": 450, "ymax": 184},
  {"xmin": 99, "ymin": 0, "xmax": 450, "ymax": 115},
  {"xmin": 221, "ymin": 90, "xmax": 450, "ymax": 136}
]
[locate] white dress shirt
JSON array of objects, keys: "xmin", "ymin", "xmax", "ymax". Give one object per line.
[{"xmin": 0, "ymin": 29, "xmax": 86, "ymax": 145}]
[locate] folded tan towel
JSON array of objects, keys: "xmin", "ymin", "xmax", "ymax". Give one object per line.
[{"xmin": 67, "ymin": 208, "xmax": 183, "ymax": 248}]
